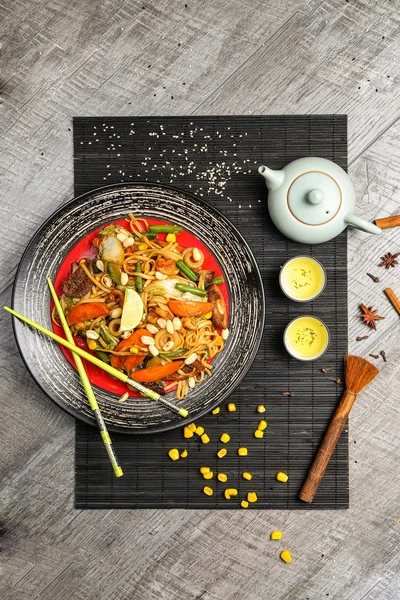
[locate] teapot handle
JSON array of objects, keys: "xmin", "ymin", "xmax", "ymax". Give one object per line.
[{"xmin": 344, "ymin": 213, "xmax": 381, "ymax": 235}]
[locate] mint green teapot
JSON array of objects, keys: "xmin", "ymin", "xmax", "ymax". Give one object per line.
[{"xmin": 258, "ymin": 157, "xmax": 381, "ymax": 244}]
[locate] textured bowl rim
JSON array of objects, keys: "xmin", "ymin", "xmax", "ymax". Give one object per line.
[{"xmin": 12, "ymin": 182, "xmax": 266, "ymax": 434}]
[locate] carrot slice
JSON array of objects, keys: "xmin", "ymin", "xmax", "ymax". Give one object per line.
[
  {"xmin": 115, "ymin": 329, "xmax": 151, "ymax": 351},
  {"xmin": 123, "ymin": 355, "xmax": 145, "ymax": 370},
  {"xmin": 67, "ymin": 302, "xmax": 109, "ymax": 326},
  {"xmin": 168, "ymin": 301, "xmax": 214, "ymax": 317},
  {"xmin": 110, "ymin": 355, "xmax": 125, "ymax": 369},
  {"xmin": 130, "ymin": 360, "xmax": 184, "ymax": 383}
]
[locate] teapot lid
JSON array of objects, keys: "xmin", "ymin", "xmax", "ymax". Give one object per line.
[{"xmin": 288, "ymin": 171, "xmax": 341, "ymax": 225}]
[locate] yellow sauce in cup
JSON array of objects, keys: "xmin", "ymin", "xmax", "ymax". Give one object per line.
[
  {"xmin": 284, "ymin": 316, "xmax": 330, "ymax": 361},
  {"xmin": 280, "ymin": 257, "xmax": 326, "ymax": 302}
]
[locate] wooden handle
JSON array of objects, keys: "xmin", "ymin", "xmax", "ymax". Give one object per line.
[
  {"xmin": 374, "ymin": 215, "xmax": 400, "ymax": 229},
  {"xmin": 384, "ymin": 288, "xmax": 400, "ymax": 316},
  {"xmin": 299, "ymin": 389, "xmax": 356, "ymax": 503}
]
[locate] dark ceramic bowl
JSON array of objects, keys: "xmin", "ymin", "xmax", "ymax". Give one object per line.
[{"xmin": 12, "ymin": 183, "xmax": 265, "ymax": 434}]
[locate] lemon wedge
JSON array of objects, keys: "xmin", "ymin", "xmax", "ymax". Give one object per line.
[{"xmin": 119, "ymin": 288, "xmax": 144, "ymax": 332}]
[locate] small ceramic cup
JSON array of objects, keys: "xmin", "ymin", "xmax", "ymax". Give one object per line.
[
  {"xmin": 283, "ymin": 315, "xmax": 330, "ymax": 361},
  {"xmin": 279, "ymin": 256, "xmax": 327, "ymax": 303}
]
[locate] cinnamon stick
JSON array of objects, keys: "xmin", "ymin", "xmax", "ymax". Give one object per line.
[
  {"xmin": 384, "ymin": 288, "xmax": 400, "ymax": 316},
  {"xmin": 374, "ymin": 216, "xmax": 400, "ymax": 229}
]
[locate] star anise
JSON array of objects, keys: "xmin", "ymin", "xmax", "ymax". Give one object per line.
[
  {"xmin": 358, "ymin": 304, "xmax": 385, "ymax": 330},
  {"xmin": 379, "ymin": 252, "xmax": 400, "ymax": 269}
]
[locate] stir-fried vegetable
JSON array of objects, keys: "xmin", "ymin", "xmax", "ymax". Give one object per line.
[
  {"xmin": 115, "ymin": 328, "xmax": 150, "ymax": 351},
  {"xmin": 100, "ymin": 235, "xmax": 125, "ymax": 265},
  {"xmin": 135, "ymin": 261, "xmax": 143, "ymax": 293},
  {"xmin": 175, "ymin": 283, "xmax": 207, "ymax": 297},
  {"xmin": 67, "ymin": 303, "xmax": 109, "ymax": 326},
  {"xmin": 99, "ymin": 324, "xmax": 119, "ymax": 349},
  {"xmin": 94, "ymin": 350, "xmax": 111, "ymax": 364},
  {"xmin": 147, "ymin": 278, "xmax": 186, "ymax": 299},
  {"xmin": 161, "ymin": 348, "xmax": 187, "ymax": 359},
  {"xmin": 168, "ymin": 300, "xmax": 214, "ymax": 317},
  {"xmin": 123, "ymin": 354, "xmax": 145, "ymax": 370},
  {"xmin": 108, "ymin": 262, "xmax": 122, "ymax": 284},
  {"xmin": 176, "ymin": 260, "xmax": 198, "ymax": 282},
  {"xmin": 148, "ymin": 225, "xmax": 182, "ymax": 234},
  {"xmin": 205, "ymin": 276, "xmax": 224, "ymax": 289},
  {"xmin": 130, "ymin": 360, "xmax": 184, "ymax": 382}
]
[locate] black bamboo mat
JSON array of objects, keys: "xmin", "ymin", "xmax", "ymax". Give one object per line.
[{"xmin": 74, "ymin": 115, "xmax": 348, "ymax": 509}]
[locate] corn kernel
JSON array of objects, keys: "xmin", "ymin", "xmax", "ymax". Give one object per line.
[
  {"xmin": 195, "ymin": 426, "xmax": 205, "ymax": 436},
  {"xmin": 217, "ymin": 473, "xmax": 228, "ymax": 482},
  {"xmin": 203, "ymin": 470, "xmax": 214, "ymax": 479},
  {"xmin": 242, "ymin": 472, "xmax": 252, "ymax": 481},
  {"xmin": 276, "ymin": 471, "xmax": 289, "ymax": 483},
  {"xmin": 201, "ymin": 433, "xmax": 210, "ymax": 444},
  {"xmin": 254, "ymin": 430, "xmax": 264, "ymax": 439},
  {"xmin": 183, "ymin": 426, "xmax": 193, "ymax": 438},
  {"xmin": 258, "ymin": 420, "xmax": 267, "ymax": 431},
  {"xmin": 166, "ymin": 233, "xmax": 176, "ymax": 243},
  {"xmin": 247, "ymin": 491, "xmax": 258, "ymax": 503},
  {"xmin": 220, "ymin": 433, "xmax": 230, "ymax": 443},
  {"xmin": 217, "ymin": 448, "xmax": 227, "ymax": 458},
  {"xmin": 238, "ymin": 447, "xmax": 248, "ymax": 456},
  {"xmin": 280, "ymin": 550, "xmax": 292, "ymax": 563},
  {"xmin": 168, "ymin": 448, "xmax": 179, "ymax": 461},
  {"xmin": 270, "ymin": 531, "xmax": 282, "ymax": 540},
  {"xmin": 138, "ymin": 243, "xmax": 147, "ymax": 251},
  {"xmin": 257, "ymin": 405, "xmax": 266, "ymax": 413},
  {"xmin": 129, "ymin": 346, "xmax": 139, "ymax": 354},
  {"xmin": 224, "ymin": 489, "xmax": 231, "ymax": 500},
  {"xmin": 200, "ymin": 466, "xmax": 211, "ymax": 474},
  {"xmin": 180, "ymin": 449, "xmax": 188, "ymax": 458},
  {"xmin": 204, "ymin": 311, "xmax": 213, "ymax": 319},
  {"xmin": 212, "ymin": 407, "xmax": 220, "ymax": 415},
  {"xmin": 188, "ymin": 423, "xmax": 197, "ymax": 432},
  {"xmin": 227, "ymin": 488, "xmax": 238, "ymax": 497},
  {"xmin": 203, "ymin": 486, "xmax": 213, "ymax": 496},
  {"xmin": 87, "ymin": 339, "xmax": 97, "ymax": 350},
  {"xmin": 241, "ymin": 500, "xmax": 249, "ymax": 508},
  {"xmin": 228, "ymin": 403, "xmax": 236, "ymax": 412}
]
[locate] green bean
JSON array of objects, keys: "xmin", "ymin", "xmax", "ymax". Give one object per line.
[
  {"xmin": 205, "ymin": 276, "xmax": 224, "ymax": 289},
  {"xmin": 176, "ymin": 260, "xmax": 198, "ymax": 282},
  {"xmin": 160, "ymin": 348, "xmax": 187, "ymax": 359},
  {"xmin": 148, "ymin": 225, "xmax": 182, "ymax": 234},
  {"xmin": 175, "ymin": 283, "xmax": 207, "ymax": 297},
  {"xmin": 135, "ymin": 261, "xmax": 143, "ymax": 293},
  {"xmin": 142, "ymin": 232, "xmax": 157, "ymax": 240},
  {"xmin": 94, "ymin": 350, "xmax": 111, "ymax": 364}
]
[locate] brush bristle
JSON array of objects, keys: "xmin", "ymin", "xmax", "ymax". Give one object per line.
[{"xmin": 344, "ymin": 355, "xmax": 379, "ymax": 394}]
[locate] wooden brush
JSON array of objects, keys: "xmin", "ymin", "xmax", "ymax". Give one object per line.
[{"xmin": 299, "ymin": 355, "xmax": 379, "ymax": 503}]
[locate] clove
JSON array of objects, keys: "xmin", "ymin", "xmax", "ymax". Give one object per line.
[
  {"xmin": 321, "ymin": 367, "xmax": 333, "ymax": 373},
  {"xmin": 369, "ymin": 353, "xmax": 379, "ymax": 359},
  {"xmin": 380, "ymin": 350, "xmax": 387, "ymax": 362},
  {"xmin": 356, "ymin": 335, "xmax": 369, "ymax": 342},
  {"xmin": 367, "ymin": 273, "xmax": 380, "ymax": 283},
  {"xmin": 327, "ymin": 377, "xmax": 341, "ymax": 384}
]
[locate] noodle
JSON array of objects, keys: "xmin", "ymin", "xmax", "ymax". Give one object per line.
[{"xmin": 58, "ymin": 215, "xmax": 228, "ymax": 399}]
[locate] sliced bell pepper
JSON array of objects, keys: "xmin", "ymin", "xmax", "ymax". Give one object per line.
[
  {"xmin": 67, "ymin": 302, "xmax": 109, "ymax": 326},
  {"xmin": 110, "ymin": 354, "xmax": 125, "ymax": 369},
  {"xmin": 130, "ymin": 360, "xmax": 184, "ymax": 383},
  {"xmin": 115, "ymin": 328, "xmax": 151, "ymax": 351},
  {"xmin": 168, "ymin": 300, "xmax": 214, "ymax": 317},
  {"xmin": 123, "ymin": 355, "xmax": 145, "ymax": 370}
]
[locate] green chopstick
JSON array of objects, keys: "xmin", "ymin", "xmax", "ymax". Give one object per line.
[
  {"xmin": 4, "ymin": 305, "xmax": 189, "ymax": 419},
  {"xmin": 47, "ymin": 278, "xmax": 123, "ymax": 478}
]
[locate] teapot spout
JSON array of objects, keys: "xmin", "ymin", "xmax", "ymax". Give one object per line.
[{"xmin": 258, "ymin": 165, "xmax": 285, "ymax": 191}]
